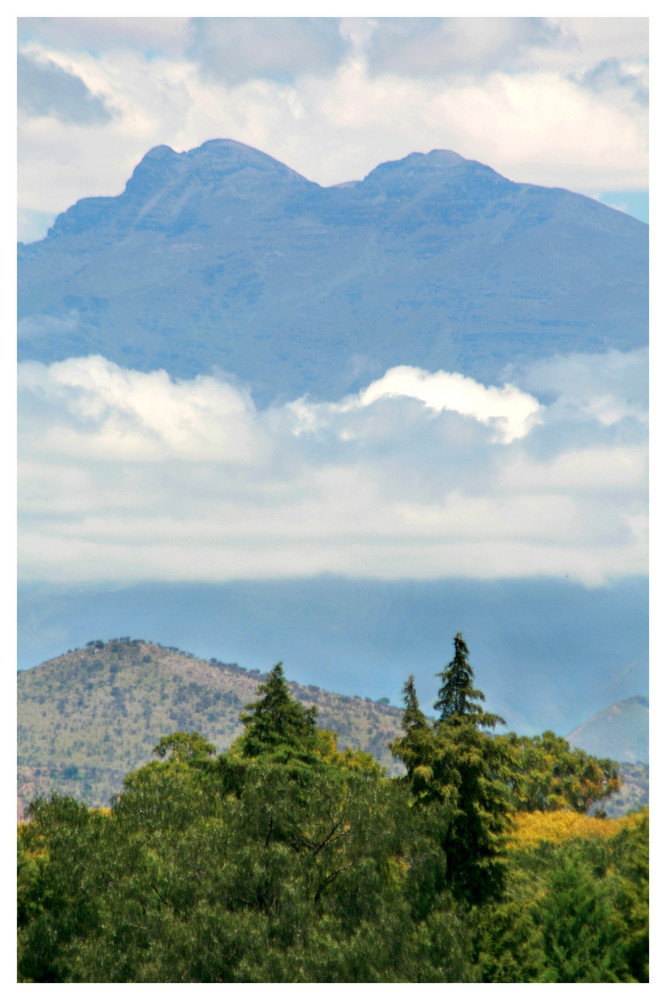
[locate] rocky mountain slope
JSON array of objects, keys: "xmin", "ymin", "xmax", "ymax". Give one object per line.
[{"xmin": 18, "ymin": 140, "xmax": 647, "ymax": 404}]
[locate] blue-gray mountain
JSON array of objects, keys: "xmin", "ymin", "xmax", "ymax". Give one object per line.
[
  {"xmin": 18, "ymin": 139, "xmax": 647, "ymax": 404},
  {"xmin": 566, "ymin": 696, "xmax": 648, "ymax": 765}
]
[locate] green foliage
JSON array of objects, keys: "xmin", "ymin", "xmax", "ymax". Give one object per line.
[
  {"xmin": 17, "ymin": 655, "xmax": 649, "ymax": 983},
  {"xmin": 237, "ymin": 662, "xmax": 319, "ymax": 761},
  {"xmin": 498, "ymin": 730, "xmax": 621, "ymax": 813},
  {"xmin": 474, "ymin": 814, "xmax": 649, "ymax": 983},
  {"xmin": 434, "ymin": 633, "xmax": 505, "ymax": 730},
  {"xmin": 152, "ymin": 731, "xmax": 216, "ymax": 761},
  {"xmin": 392, "ymin": 636, "xmax": 512, "ymax": 905},
  {"xmin": 18, "ymin": 743, "xmax": 473, "ymax": 982}
]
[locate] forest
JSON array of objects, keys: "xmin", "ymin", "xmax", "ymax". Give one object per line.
[{"xmin": 17, "ymin": 635, "xmax": 648, "ymax": 983}]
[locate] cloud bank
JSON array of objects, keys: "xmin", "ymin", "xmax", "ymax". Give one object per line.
[{"xmin": 18, "ymin": 349, "xmax": 647, "ymax": 588}]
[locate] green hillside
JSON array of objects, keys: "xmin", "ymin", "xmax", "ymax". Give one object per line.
[{"xmin": 17, "ymin": 638, "xmax": 405, "ymax": 815}]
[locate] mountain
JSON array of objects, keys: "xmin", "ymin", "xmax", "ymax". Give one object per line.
[
  {"xmin": 17, "ymin": 637, "xmax": 648, "ymax": 820},
  {"xmin": 18, "ymin": 140, "xmax": 647, "ymax": 404},
  {"xmin": 18, "ymin": 576, "xmax": 648, "ymax": 738},
  {"xmin": 17, "ymin": 638, "xmax": 406, "ymax": 817},
  {"xmin": 566, "ymin": 696, "xmax": 649, "ymax": 765}
]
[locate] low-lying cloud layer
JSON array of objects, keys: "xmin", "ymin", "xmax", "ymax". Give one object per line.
[{"xmin": 18, "ymin": 348, "xmax": 647, "ymax": 587}]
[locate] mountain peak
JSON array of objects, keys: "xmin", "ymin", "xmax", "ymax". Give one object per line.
[{"xmin": 360, "ymin": 147, "xmax": 505, "ymax": 195}]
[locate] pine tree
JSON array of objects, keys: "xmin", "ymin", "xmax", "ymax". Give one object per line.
[
  {"xmin": 238, "ymin": 662, "xmax": 319, "ymax": 760},
  {"xmin": 392, "ymin": 635, "xmax": 512, "ymax": 905},
  {"xmin": 434, "ymin": 632, "xmax": 505, "ymax": 730},
  {"xmin": 390, "ymin": 675, "xmax": 436, "ymax": 803}
]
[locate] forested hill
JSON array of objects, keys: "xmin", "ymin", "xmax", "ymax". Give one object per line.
[
  {"xmin": 17, "ymin": 638, "xmax": 405, "ymax": 815},
  {"xmin": 18, "ymin": 637, "xmax": 647, "ymax": 819}
]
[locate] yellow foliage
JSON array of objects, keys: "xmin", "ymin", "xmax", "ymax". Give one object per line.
[{"xmin": 508, "ymin": 808, "xmax": 646, "ymax": 849}]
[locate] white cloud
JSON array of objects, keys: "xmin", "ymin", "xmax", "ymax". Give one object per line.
[
  {"xmin": 18, "ymin": 356, "xmax": 261, "ymax": 462},
  {"xmin": 507, "ymin": 347, "xmax": 648, "ymax": 426},
  {"xmin": 17, "ymin": 351, "xmax": 647, "ymax": 588},
  {"xmin": 287, "ymin": 365, "xmax": 541, "ymax": 444}
]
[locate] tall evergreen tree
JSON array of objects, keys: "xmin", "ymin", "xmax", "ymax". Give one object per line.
[
  {"xmin": 434, "ymin": 633, "xmax": 505, "ymax": 730},
  {"xmin": 393, "ymin": 635, "xmax": 512, "ymax": 905}
]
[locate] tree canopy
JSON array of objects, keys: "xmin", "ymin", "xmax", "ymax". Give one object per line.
[{"xmin": 17, "ymin": 650, "xmax": 646, "ymax": 983}]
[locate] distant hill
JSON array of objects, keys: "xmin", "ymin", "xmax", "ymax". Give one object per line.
[
  {"xmin": 18, "ymin": 638, "xmax": 649, "ymax": 821},
  {"xmin": 18, "ymin": 140, "xmax": 647, "ymax": 404},
  {"xmin": 566, "ymin": 696, "xmax": 649, "ymax": 765},
  {"xmin": 17, "ymin": 638, "xmax": 405, "ymax": 817}
]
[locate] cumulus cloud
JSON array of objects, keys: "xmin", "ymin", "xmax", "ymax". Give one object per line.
[
  {"xmin": 286, "ymin": 366, "xmax": 541, "ymax": 445},
  {"xmin": 17, "ymin": 351, "xmax": 647, "ymax": 588},
  {"xmin": 17, "ymin": 17, "xmax": 648, "ymax": 238},
  {"xmin": 18, "ymin": 356, "xmax": 261, "ymax": 463}
]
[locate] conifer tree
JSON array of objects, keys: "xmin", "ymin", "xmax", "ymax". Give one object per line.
[
  {"xmin": 435, "ymin": 632, "xmax": 505, "ymax": 730},
  {"xmin": 238, "ymin": 662, "xmax": 319, "ymax": 759},
  {"xmin": 393, "ymin": 635, "xmax": 512, "ymax": 905}
]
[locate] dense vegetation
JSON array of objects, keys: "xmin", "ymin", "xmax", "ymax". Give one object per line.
[{"xmin": 18, "ymin": 639, "xmax": 648, "ymax": 983}]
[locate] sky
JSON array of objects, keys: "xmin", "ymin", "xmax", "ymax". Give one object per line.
[
  {"xmin": 14, "ymin": 14, "xmax": 651, "ymax": 591},
  {"xmin": 17, "ymin": 14, "xmax": 649, "ymax": 243}
]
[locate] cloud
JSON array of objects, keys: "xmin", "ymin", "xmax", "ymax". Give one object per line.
[
  {"xmin": 287, "ymin": 366, "xmax": 541, "ymax": 445},
  {"xmin": 18, "ymin": 51, "xmax": 113, "ymax": 125},
  {"xmin": 188, "ymin": 17, "xmax": 350, "ymax": 85},
  {"xmin": 364, "ymin": 17, "xmax": 562, "ymax": 78},
  {"xmin": 506, "ymin": 347, "xmax": 648, "ymax": 427},
  {"xmin": 18, "ymin": 356, "xmax": 261, "ymax": 463},
  {"xmin": 18, "ymin": 17, "xmax": 191, "ymax": 57},
  {"xmin": 577, "ymin": 57, "xmax": 649, "ymax": 107},
  {"xmin": 18, "ymin": 351, "xmax": 647, "ymax": 588}
]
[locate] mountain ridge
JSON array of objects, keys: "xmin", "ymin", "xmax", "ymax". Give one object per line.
[{"xmin": 18, "ymin": 139, "xmax": 647, "ymax": 405}]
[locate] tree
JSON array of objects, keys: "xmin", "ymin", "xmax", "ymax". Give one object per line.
[
  {"xmin": 392, "ymin": 635, "xmax": 512, "ymax": 905},
  {"xmin": 152, "ymin": 731, "xmax": 216, "ymax": 762},
  {"xmin": 497, "ymin": 731, "xmax": 621, "ymax": 814},
  {"xmin": 238, "ymin": 663, "xmax": 319, "ymax": 761},
  {"xmin": 434, "ymin": 633, "xmax": 505, "ymax": 730}
]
